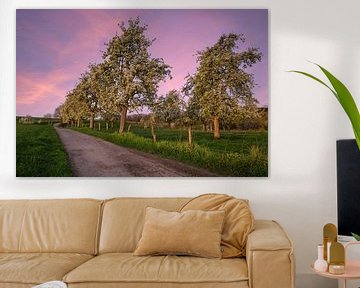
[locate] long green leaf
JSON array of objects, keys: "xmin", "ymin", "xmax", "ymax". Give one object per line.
[
  {"xmin": 317, "ymin": 65, "xmax": 357, "ymax": 117},
  {"xmin": 289, "ymin": 70, "xmax": 338, "ymax": 99},
  {"xmin": 316, "ymin": 64, "xmax": 360, "ymax": 150},
  {"xmin": 290, "ymin": 64, "xmax": 360, "ymax": 150},
  {"xmin": 351, "ymin": 232, "xmax": 360, "ymax": 241}
]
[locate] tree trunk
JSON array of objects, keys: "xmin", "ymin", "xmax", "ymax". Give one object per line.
[
  {"xmin": 77, "ymin": 119, "xmax": 80, "ymax": 127},
  {"xmin": 213, "ymin": 116, "xmax": 220, "ymax": 139},
  {"xmin": 202, "ymin": 124, "xmax": 206, "ymax": 132},
  {"xmin": 188, "ymin": 126, "xmax": 193, "ymax": 145},
  {"xmin": 119, "ymin": 107, "xmax": 127, "ymax": 133},
  {"xmin": 106, "ymin": 122, "xmax": 109, "ymax": 131},
  {"xmin": 98, "ymin": 122, "xmax": 101, "ymax": 131},
  {"xmin": 151, "ymin": 124, "xmax": 157, "ymax": 143},
  {"xmin": 89, "ymin": 112, "xmax": 95, "ymax": 129}
]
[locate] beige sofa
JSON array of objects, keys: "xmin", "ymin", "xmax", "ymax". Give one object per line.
[{"xmin": 0, "ymin": 198, "xmax": 295, "ymax": 288}]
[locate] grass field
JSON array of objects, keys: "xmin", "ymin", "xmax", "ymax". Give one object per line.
[
  {"xmin": 16, "ymin": 123, "xmax": 73, "ymax": 177},
  {"xmin": 83, "ymin": 122, "xmax": 267, "ymax": 154},
  {"xmin": 127, "ymin": 124, "xmax": 267, "ymax": 155},
  {"xmin": 72, "ymin": 123, "xmax": 268, "ymax": 176}
]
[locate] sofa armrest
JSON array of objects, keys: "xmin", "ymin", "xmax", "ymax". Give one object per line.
[{"xmin": 246, "ymin": 220, "xmax": 295, "ymax": 288}]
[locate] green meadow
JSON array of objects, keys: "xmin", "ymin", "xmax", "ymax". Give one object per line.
[{"xmin": 16, "ymin": 123, "xmax": 72, "ymax": 177}]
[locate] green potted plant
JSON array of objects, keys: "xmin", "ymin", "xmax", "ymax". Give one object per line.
[{"xmin": 291, "ymin": 63, "xmax": 360, "ymax": 241}]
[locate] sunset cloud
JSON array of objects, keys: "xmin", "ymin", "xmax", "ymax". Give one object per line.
[
  {"xmin": 16, "ymin": 69, "xmax": 72, "ymax": 116},
  {"xmin": 16, "ymin": 9, "xmax": 268, "ymax": 116}
]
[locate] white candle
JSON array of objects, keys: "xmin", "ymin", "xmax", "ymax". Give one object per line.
[{"xmin": 327, "ymin": 242, "xmax": 331, "ymax": 263}]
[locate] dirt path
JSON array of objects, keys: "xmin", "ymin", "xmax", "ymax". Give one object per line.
[{"xmin": 55, "ymin": 127, "xmax": 217, "ymax": 177}]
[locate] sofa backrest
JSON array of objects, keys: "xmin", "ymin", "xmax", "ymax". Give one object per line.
[
  {"xmin": 99, "ymin": 197, "xmax": 190, "ymax": 253},
  {"xmin": 0, "ymin": 199, "xmax": 102, "ymax": 255}
]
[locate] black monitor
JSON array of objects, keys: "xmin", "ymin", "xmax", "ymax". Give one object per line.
[{"xmin": 337, "ymin": 139, "xmax": 360, "ymax": 238}]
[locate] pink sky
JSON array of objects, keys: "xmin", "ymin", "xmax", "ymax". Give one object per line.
[{"xmin": 16, "ymin": 9, "xmax": 268, "ymax": 117}]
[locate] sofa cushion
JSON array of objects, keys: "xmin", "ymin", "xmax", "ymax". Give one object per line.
[
  {"xmin": 99, "ymin": 198, "xmax": 190, "ymax": 253},
  {"xmin": 0, "ymin": 199, "xmax": 102, "ymax": 254},
  {"xmin": 181, "ymin": 194, "xmax": 254, "ymax": 258},
  {"xmin": 0, "ymin": 253, "xmax": 93, "ymax": 285},
  {"xmin": 134, "ymin": 207, "xmax": 225, "ymax": 258},
  {"xmin": 63, "ymin": 253, "xmax": 248, "ymax": 285}
]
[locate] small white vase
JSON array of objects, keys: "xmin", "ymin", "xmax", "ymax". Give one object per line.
[{"xmin": 314, "ymin": 244, "xmax": 328, "ymax": 272}]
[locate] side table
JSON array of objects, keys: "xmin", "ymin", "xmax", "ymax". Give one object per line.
[{"xmin": 311, "ymin": 242, "xmax": 360, "ymax": 288}]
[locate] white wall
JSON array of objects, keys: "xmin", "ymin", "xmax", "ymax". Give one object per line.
[{"xmin": 1, "ymin": 0, "xmax": 359, "ymax": 287}]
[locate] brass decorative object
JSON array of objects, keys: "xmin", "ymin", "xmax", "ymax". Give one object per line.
[
  {"xmin": 329, "ymin": 242, "xmax": 345, "ymax": 264},
  {"xmin": 329, "ymin": 242, "xmax": 345, "ymax": 274},
  {"xmin": 323, "ymin": 223, "xmax": 337, "ymax": 261},
  {"xmin": 328, "ymin": 264, "xmax": 345, "ymax": 274}
]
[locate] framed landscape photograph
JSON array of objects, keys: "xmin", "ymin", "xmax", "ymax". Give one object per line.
[{"xmin": 16, "ymin": 9, "xmax": 268, "ymax": 177}]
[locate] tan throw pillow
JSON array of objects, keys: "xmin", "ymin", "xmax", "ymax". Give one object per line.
[
  {"xmin": 134, "ymin": 207, "xmax": 225, "ymax": 258},
  {"xmin": 181, "ymin": 193, "xmax": 254, "ymax": 258}
]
